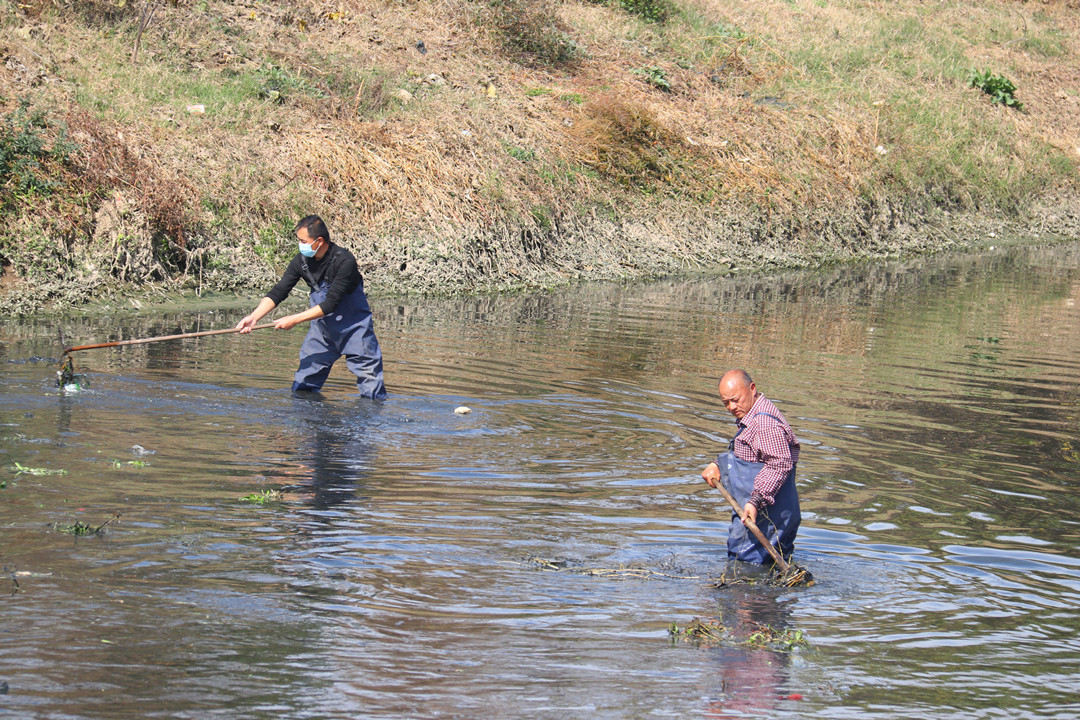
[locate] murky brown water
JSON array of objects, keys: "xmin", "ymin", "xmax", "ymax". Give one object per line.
[{"xmin": 3, "ymin": 239, "xmax": 1080, "ymax": 719}]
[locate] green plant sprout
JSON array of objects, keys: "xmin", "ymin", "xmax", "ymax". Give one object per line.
[
  {"xmin": 632, "ymin": 66, "xmax": 672, "ymax": 92},
  {"xmin": 969, "ymin": 69, "xmax": 1023, "ymax": 110}
]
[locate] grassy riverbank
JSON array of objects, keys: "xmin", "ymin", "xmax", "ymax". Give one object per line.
[{"xmin": 1, "ymin": 0, "xmax": 1078, "ymax": 314}]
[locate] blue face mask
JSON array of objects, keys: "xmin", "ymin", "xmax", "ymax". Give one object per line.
[{"xmin": 298, "ymin": 238, "xmax": 320, "ymax": 257}]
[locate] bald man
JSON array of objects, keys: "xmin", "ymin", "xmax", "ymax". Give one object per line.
[{"xmin": 702, "ymin": 369, "xmax": 801, "ymax": 564}]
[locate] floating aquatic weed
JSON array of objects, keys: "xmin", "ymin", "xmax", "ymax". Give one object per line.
[
  {"xmin": 54, "ymin": 521, "xmax": 96, "ymax": 536},
  {"xmin": 52, "ymin": 512, "xmax": 122, "ymax": 537},
  {"xmin": 513, "ymin": 556, "xmax": 700, "ymax": 580},
  {"xmin": 586, "ymin": 565, "xmax": 700, "ymax": 580},
  {"xmin": 522, "ymin": 556, "xmax": 573, "ymax": 571},
  {"xmin": 743, "ymin": 622, "xmax": 808, "ymax": 652},
  {"xmin": 239, "ymin": 489, "xmax": 283, "ymax": 504},
  {"xmin": 669, "ymin": 618, "xmax": 727, "ymax": 646},
  {"xmin": 670, "ymin": 618, "xmax": 809, "ymax": 651},
  {"xmin": 110, "ymin": 459, "xmax": 148, "ymax": 469},
  {"xmin": 11, "ymin": 462, "xmax": 68, "ymax": 476}
]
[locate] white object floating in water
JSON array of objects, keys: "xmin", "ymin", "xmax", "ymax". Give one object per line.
[
  {"xmin": 454, "ymin": 406, "xmax": 472, "ymax": 415},
  {"xmin": 131, "ymin": 445, "xmax": 156, "ymax": 456}
]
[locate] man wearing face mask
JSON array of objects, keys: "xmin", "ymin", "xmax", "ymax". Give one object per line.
[{"xmin": 236, "ymin": 215, "xmax": 386, "ymax": 399}]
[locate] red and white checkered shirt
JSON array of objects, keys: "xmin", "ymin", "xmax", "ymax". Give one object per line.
[{"xmin": 732, "ymin": 394, "xmax": 800, "ymax": 509}]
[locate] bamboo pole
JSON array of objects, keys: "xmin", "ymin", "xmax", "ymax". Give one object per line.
[
  {"xmin": 62, "ymin": 323, "xmax": 278, "ymax": 355},
  {"xmin": 714, "ymin": 480, "xmax": 792, "ymax": 573}
]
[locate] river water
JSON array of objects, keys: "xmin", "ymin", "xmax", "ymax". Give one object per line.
[{"xmin": 2, "ymin": 239, "xmax": 1080, "ymax": 719}]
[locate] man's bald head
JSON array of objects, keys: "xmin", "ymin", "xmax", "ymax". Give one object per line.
[{"xmin": 718, "ymin": 369, "xmax": 757, "ymax": 419}]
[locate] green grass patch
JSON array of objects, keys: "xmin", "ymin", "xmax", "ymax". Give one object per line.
[
  {"xmin": 872, "ymin": 85, "xmax": 1062, "ymax": 211},
  {"xmin": 661, "ymin": 6, "xmax": 748, "ymax": 79},
  {"xmin": 0, "ymin": 98, "xmax": 77, "ymax": 207},
  {"xmin": 503, "ymin": 142, "xmax": 537, "ymax": 163},
  {"xmin": 487, "ymin": 0, "xmax": 584, "ymax": 67},
  {"xmin": 631, "ymin": 66, "xmax": 672, "ymax": 92},
  {"xmin": 253, "ymin": 216, "xmax": 298, "ymax": 267}
]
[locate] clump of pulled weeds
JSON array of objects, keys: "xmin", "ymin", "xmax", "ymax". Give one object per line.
[
  {"xmin": 669, "ymin": 618, "xmax": 809, "ymax": 651},
  {"xmin": 51, "ymin": 512, "xmax": 122, "ymax": 537},
  {"xmin": 669, "ymin": 618, "xmax": 726, "ymax": 645},
  {"xmin": 711, "ymin": 561, "xmax": 815, "ymax": 588},
  {"xmin": 513, "ymin": 555, "xmax": 813, "ymax": 586}
]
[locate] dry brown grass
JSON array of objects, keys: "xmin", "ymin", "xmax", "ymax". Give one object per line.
[
  {"xmin": 67, "ymin": 111, "xmax": 193, "ymax": 249},
  {"xmin": 0, "ymin": 0, "xmax": 1078, "ymax": 309}
]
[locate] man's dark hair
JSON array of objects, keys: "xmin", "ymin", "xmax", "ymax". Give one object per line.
[{"xmin": 295, "ymin": 215, "xmax": 330, "ymax": 243}]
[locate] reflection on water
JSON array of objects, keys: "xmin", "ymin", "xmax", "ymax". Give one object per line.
[{"xmin": 2, "ymin": 240, "xmax": 1080, "ymax": 718}]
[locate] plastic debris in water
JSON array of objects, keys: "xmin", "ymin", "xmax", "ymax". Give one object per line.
[
  {"xmin": 130, "ymin": 445, "xmax": 156, "ymax": 456},
  {"xmin": 60, "ymin": 375, "xmax": 89, "ymax": 393},
  {"xmin": 57, "ymin": 356, "xmax": 88, "ymax": 392},
  {"xmin": 454, "ymin": 406, "xmax": 471, "ymax": 415}
]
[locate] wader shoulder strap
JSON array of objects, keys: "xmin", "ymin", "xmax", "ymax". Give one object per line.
[{"xmin": 299, "ymin": 245, "xmax": 341, "ymax": 290}]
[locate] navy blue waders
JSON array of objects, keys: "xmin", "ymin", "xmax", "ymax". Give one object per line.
[
  {"xmin": 717, "ymin": 413, "xmax": 801, "ymax": 564},
  {"xmin": 293, "ymin": 275, "xmax": 386, "ymax": 399}
]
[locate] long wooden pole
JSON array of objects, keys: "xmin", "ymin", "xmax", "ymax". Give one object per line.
[
  {"xmin": 62, "ymin": 323, "xmax": 278, "ymax": 355},
  {"xmin": 714, "ymin": 480, "xmax": 792, "ymax": 573}
]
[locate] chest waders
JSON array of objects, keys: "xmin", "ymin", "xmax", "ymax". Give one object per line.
[
  {"xmin": 716, "ymin": 412, "xmax": 801, "ymax": 564},
  {"xmin": 293, "ymin": 255, "xmax": 386, "ymax": 399}
]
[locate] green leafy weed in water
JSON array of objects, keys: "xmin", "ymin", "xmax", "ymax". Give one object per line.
[
  {"xmin": 11, "ymin": 462, "xmax": 68, "ymax": 476},
  {"xmin": 55, "ymin": 521, "xmax": 97, "ymax": 536},
  {"xmin": 670, "ymin": 619, "xmax": 809, "ymax": 651},
  {"xmin": 669, "ymin": 618, "xmax": 727, "ymax": 645},
  {"xmin": 744, "ymin": 623, "xmax": 808, "ymax": 652},
  {"xmin": 111, "ymin": 459, "xmax": 148, "ymax": 469},
  {"xmin": 239, "ymin": 489, "xmax": 283, "ymax": 504},
  {"xmin": 53, "ymin": 512, "xmax": 122, "ymax": 537}
]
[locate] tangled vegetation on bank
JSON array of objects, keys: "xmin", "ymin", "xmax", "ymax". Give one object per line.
[{"xmin": 0, "ymin": 0, "xmax": 1077, "ymax": 314}]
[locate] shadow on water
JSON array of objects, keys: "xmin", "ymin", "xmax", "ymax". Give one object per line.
[
  {"xmin": 280, "ymin": 396, "xmax": 380, "ymax": 511},
  {"xmin": 699, "ymin": 587, "xmax": 800, "ymax": 718}
]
